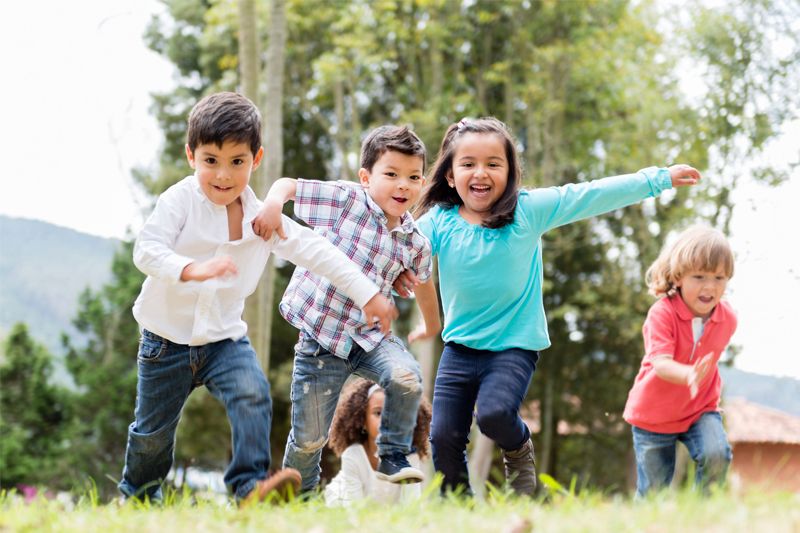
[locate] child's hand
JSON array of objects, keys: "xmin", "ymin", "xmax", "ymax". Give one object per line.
[
  {"xmin": 408, "ymin": 321, "xmax": 438, "ymax": 343},
  {"xmin": 181, "ymin": 255, "xmax": 238, "ymax": 282},
  {"xmin": 687, "ymin": 351, "xmax": 714, "ymax": 399},
  {"xmin": 362, "ymin": 294, "xmax": 398, "ymax": 334},
  {"xmin": 251, "ymin": 198, "xmax": 287, "ymax": 241},
  {"xmin": 393, "ymin": 270, "xmax": 420, "ymax": 298},
  {"xmin": 668, "ymin": 164, "xmax": 701, "ymax": 188}
]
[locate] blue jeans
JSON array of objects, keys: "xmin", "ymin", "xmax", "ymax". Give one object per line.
[
  {"xmin": 632, "ymin": 411, "xmax": 732, "ymax": 497},
  {"xmin": 430, "ymin": 342, "xmax": 539, "ymax": 493},
  {"xmin": 283, "ymin": 333, "xmax": 423, "ymax": 491},
  {"xmin": 119, "ymin": 330, "xmax": 272, "ymax": 501}
]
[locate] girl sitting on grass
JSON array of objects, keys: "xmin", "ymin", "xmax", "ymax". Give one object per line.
[{"xmin": 324, "ymin": 378, "xmax": 432, "ymax": 506}]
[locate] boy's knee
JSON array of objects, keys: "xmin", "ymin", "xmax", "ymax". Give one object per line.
[
  {"xmin": 699, "ymin": 442, "xmax": 732, "ymax": 467},
  {"xmin": 386, "ymin": 367, "xmax": 422, "ymax": 395},
  {"xmin": 294, "ymin": 436, "xmax": 328, "ymax": 455}
]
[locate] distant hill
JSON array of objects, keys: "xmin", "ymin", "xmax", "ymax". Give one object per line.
[
  {"xmin": 0, "ymin": 215, "xmax": 120, "ymax": 357},
  {"xmin": 720, "ymin": 365, "xmax": 800, "ymax": 418}
]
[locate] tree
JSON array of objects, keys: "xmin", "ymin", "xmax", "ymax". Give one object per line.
[
  {"xmin": 62, "ymin": 243, "xmax": 142, "ymax": 496},
  {"xmin": 0, "ymin": 324, "xmax": 74, "ymax": 489}
]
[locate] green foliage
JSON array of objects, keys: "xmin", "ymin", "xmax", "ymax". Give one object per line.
[
  {"xmin": 63, "ymin": 242, "xmax": 143, "ymax": 496},
  {"xmin": 0, "ymin": 324, "xmax": 74, "ymax": 489}
]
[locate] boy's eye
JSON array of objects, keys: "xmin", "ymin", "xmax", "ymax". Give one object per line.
[
  {"xmin": 204, "ymin": 157, "xmax": 217, "ymax": 165},
  {"xmin": 410, "ymin": 175, "xmax": 421, "ymax": 181},
  {"xmin": 385, "ymin": 172, "xmax": 397, "ymax": 178},
  {"xmin": 232, "ymin": 158, "xmax": 244, "ymax": 166}
]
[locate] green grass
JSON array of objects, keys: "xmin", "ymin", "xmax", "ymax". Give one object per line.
[{"xmin": 2, "ymin": 484, "xmax": 798, "ymax": 533}]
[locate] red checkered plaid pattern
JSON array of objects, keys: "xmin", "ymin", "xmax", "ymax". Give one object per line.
[{"xmin": 279, "ymin": 179, "xmax": 432, "ymax": 358}]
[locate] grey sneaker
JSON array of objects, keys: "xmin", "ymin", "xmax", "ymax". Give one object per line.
[{"xmin": 503, "ymin": 438, "xmax": 537, "ymax": 496}]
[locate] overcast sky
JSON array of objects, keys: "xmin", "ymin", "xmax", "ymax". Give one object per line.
[{"xmin": 2, "ymin": 1, "xmax": 798, "ymax": 379}]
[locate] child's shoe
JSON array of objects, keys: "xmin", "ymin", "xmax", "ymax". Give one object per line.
[
  {"xmin": 375, "ymin": 452, "xmax": 424, "ymax": 483},
  {"xmin": 503, "ymin": 438, "xmax": 537, "ymax": 496},
  {"xmin": 240, "ymin": 468, "xmax": 302, "ymax": 506}
]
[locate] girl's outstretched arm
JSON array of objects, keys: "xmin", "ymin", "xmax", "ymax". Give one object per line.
[{"xmin": 527, "ymin": 165, "xmax": 701, "ymax": 233}]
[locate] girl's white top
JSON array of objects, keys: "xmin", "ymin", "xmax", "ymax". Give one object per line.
[{"xmin": 324, "ymin": 444, "xmax": 422, "ymax": 506}]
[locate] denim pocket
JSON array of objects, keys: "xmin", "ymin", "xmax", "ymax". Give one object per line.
[{"xmin": 138, "ymin": 331, "xmax": 166, "ymax": 362}]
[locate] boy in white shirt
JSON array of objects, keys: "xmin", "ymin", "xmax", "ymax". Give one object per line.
[{"xmin": 118, "ymin": 92, "xmax": 395, "ymax": 505}]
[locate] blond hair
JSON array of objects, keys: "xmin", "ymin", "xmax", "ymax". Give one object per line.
[{"xmin": 645, "ymin": 225, "xmax": 734, "ymax": 297}]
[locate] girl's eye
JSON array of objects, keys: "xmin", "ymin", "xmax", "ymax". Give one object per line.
[
  {"xmin": 410, "ymin": 175, "xmax": 421, "ymax": 181},
  {"xmin": 385, "ymin": 172, "xmax": 397, "ymax": 178}
]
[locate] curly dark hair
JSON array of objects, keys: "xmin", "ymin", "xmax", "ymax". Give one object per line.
[{"xmin": 328, "ymin": 378, "xmax": 431, "ymax": 459}]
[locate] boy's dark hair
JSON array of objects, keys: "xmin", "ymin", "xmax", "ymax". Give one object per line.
[
  {"xmin": 187, "ymin": 92, "xmax": 262, "ymax": 156},
  {"xmin": 360, "ymin": 125, "xmax": 426, "ymax": 172},
  {"xmin": 415, "ymin": 117, "xmax": 522, "ymax": 229},
  {"xmin": 328, "ymin": 378, "xmax": 432, "ymax": 459}
]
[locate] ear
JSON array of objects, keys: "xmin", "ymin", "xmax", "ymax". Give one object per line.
[
  {"xmin": 446, "ymin": 169, "xmax": 455, "ymax": 188},
  {"xmin": 358, "ymin": 167, "xmax": 371, "ymax": 187},
  {"xmin": 251, "ymin": 146, "xmax": 264, "ymax": 170},
  {"xmin": 185, "ymin": 144, "xmax": 196, "ymax": 169}
]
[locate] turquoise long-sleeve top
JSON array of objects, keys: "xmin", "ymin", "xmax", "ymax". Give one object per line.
[{"xmin": 416, "ymin": 167, "xmax": 672, "ymax": 352}]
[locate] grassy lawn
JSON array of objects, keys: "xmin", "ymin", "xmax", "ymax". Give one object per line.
[{"xmin": 2, "ymin": 485, "xmax": 798, "ymax": 533}]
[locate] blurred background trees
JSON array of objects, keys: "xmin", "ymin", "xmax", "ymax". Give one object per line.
[{"xmin": 2, "ymin": 0, "xmax": 797, "ymax": 497}]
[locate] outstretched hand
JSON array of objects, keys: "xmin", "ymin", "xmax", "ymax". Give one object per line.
[
  {"xmin": 668, "ymin": 164, "xmax": 701, "ymax": 188},
  {"xmin": 687, "ymin": 351, "xmax": 714, "ymax": 399}
]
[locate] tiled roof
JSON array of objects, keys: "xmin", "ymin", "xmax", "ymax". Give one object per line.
[{"xmin": 724, "ymin": 397, "xmax": 800, "ymax": 445}]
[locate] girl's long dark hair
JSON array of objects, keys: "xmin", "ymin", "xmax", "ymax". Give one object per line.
[
  {"xmin": 415, "ymin": 117, "xmax": 522, "ymax": 229},
  {"xmin": 328, "ymin": 378, "xmax": 432, "ymax": 459}
]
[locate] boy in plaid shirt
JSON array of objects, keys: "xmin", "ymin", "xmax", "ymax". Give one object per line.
[{"xmin": 252, "ymin": 125, "xmax": 441, "ymax": 491}]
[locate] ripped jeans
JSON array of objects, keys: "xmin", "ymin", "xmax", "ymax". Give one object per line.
[{"xmin": 283, "ymin": 332, "xmax": 423, "ymax": 491}]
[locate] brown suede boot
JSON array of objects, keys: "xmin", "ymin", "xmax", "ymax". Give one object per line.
[
  {"xmin": 503, "ymin": 438, "xmax": 537, "ymax": 496},
  {"xmin": 239, "ymin": 468, "xmax": 302, "ymax": 507}
]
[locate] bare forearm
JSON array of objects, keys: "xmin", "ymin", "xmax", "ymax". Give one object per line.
[
  {"xmin": 652, "ymin": 357, "xmax": 691, "ymax": 385},
  {"xmin": 414, "ymin": 279, "xmax": 441, "ymax": 334}
]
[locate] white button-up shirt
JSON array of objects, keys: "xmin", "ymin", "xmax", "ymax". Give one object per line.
[{"xmin": 132, "ymin": 175, "xmax": 379, "ymax": 346}]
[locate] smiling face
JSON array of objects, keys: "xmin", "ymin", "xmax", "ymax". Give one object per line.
[
  {"xmin": 365, "ymin": 389, "xmax": 384, "ymax": 445},
  {"xmin": 358, "ymin": 150, "xmax": 425, "ymax": 229},
  {"xmin": 186, "ymin": 141, "xmax": 263, "ymax": 206},
  {"xmin": 447, "ymin": 132, "xmax": 509, "ymax": 224},
  {"xmin": 676, "ymin": 267, "xmax": 729, "ymax": 319}
]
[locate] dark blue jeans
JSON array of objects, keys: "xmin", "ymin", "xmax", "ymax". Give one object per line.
[
  {"xmin": 632, "ymin": 411, "xmax": 732, "ymax": 497},
  {"xmin": 118, "ymin": 329, "xmax": 272, "ymax": 501},
  {"xmin": 430, "ymin": 342, "xmax": 539, "ymax": 493}
]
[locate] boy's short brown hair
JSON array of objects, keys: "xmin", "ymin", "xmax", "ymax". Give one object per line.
[
  {"xmin": 187, "ymin": 92, "xmax": 261, "ymax": 156},
  {"xmin": 360, "ymin": 125, "xmax": 426, "ymax": 172}
]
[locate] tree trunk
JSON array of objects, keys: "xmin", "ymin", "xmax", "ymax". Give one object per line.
[{"xmin": 468, "ymin": 430, "xmax": 494, "ymax": 500}]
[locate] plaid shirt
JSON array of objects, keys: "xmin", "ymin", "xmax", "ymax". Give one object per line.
[{"xmin": 279, "ymin": 179, "xmax": 432, "ymax": 358}]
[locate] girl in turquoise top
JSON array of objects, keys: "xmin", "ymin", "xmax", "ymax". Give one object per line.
[{"xmin": 402, "ymin": 117, "xmax": 700, "ymax": 496}]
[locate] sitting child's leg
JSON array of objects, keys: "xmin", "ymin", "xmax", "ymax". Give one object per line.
[
  {"xmin": 354, "ymin": 336, "xmax": 424, "ymax": 483},
  {"xmin": 680, "ymin": 412, "xmax": 732, "ymax": 493},
  {"xmin": 119, "ymin": 331, "xmax": 193, "ymax": 502},
  {"xmin": 473, "ymin": 347, "xmax": 538, "ymax": 496},
  {"xmin": 631, "ymin": 426, "xmax": 679, "ymax": 497},
  {"xmin": 200, "ymin": 336, "xmax": 284, "ymax": 501},
  {"xmin": 283, "ymin": 335, "xmax": 349, "ymax": 492}
]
